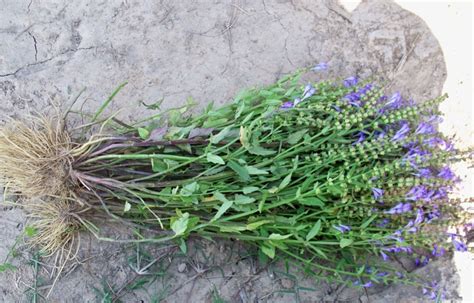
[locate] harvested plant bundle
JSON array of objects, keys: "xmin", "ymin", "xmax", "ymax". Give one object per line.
[{"xmin": 0, "ymin": 68, "xmax": 471, "ymax": 297}]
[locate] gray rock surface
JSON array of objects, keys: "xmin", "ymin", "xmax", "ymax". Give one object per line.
[{"xmin": 0, "ymin": 0, "xmax": 456, "ymax": 302}]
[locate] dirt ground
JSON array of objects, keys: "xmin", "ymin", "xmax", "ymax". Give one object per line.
[{"xmin": 0, "ymin": 0, "xmax": 462, "ymax": 302}]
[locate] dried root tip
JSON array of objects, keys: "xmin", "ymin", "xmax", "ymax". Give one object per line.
[
  {"xmin": 0, "ymin": 115, "xmax": 74, "ymax": 198},
  {"xmin": 23, "ymin": 198, "xmax": 87, "ymax": 256}
]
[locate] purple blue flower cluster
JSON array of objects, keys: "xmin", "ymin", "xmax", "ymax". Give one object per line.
[
  {"xmin": 343, "ymin": 83, "xmax": 373, "ymax": 107},
  {"xmin": 391, "ymin": 123, "xmax": 410, "ymax": 141},
  {"xmin": 343, "ymin": 76, "xmax": 358, "ymax": 87},
  {"xmin": 280, "ymin": 83, "xmax": 316, "ymax": 109},
  {"xmin": 333, "ymin": 224, "xmax": 351, "ymax": 233},
  {"xmin": 385, "ymin": 202, "xmax": 412, "ymax": 214},
  {"xmin": 274, "ymin": 72, "xmax": 468, "ymax": 298},
  {"xmin": 450, "ymin": 234, "xmax": 468, "ymax": 252}
]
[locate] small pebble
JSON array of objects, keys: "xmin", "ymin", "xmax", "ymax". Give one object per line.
[
  {"xmin": 177, "ymin": 263, "xmax": 187, "ymax": 273},
  {"xmin": 281, "ymin": 278, "xmax": 295, "ymax": 289}
]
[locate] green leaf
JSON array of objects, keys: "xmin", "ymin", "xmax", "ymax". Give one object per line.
[
  {"xmin": 203, "ymin": 118, "xmax": 228, "ymax": 128},
  {"xmin": 220, "ymin": 225, "xmax": 247, "ymax": 233},
  {"xmin": 91, "ymin": 82, "xmax": 127, "ymax": 122},
  {"xmin": 259, "ymin": 90, "xmax": 274, "ymax": 97},
  {"xmin": 151, "ymin": 158, "xmax": 167, "ymax": 172},
  {"xmin": 306, "ymin": 220, "xmax": 321, "ymax": 241},
  {"xmin": 210, "ymin": 126, "xmax": 232, "ymax": 144},
  {"xmin": 177, "ymin": 143, "xmax": 192, "ymax": 153},
  {"xmin": 123, "ymin": 201, "xmax": 131, "ymax": 212},
  {"xmin": 206, "ymin": 153, "xmax": 225, "ymax": 165},
  {"xmin": 241, "ymin": 113, "xmax": 254, "ymax": 124},
  {"xmin": 0, "ymin": 263, "xmax": 17, "ymax": 273},
  {"xmin": 239, "ymin": 126, "xmax": 250, "ymax": 148},
  {"xmin": 227, "ymin": 160, "xmax": 250, "ymax": 181},
  {"xmin": 247, "ymin": 145, "xmax": 276, "ymax": 156},
  {"xmin": 278, "ymin": 173, "xmax": 292, "ymax": 190},
  {"xmin": 357, "ymin": 265, "xmax": 365, "ymax": 275},
  {"xmin": 137, "ymin": 127, "xmax": 150, "ymax": 139},
  {"xmin": 258, "ymin": 191, "xmax": 268, "ymax": 213},
  {"xmin": 180, "ymin": 182, "xmax": 199, "ymax": 197},
  {"xmin": 360, "ymin": 215, "xmax": 378, "ymax": 229},
  {"xmin": 242, "ymin": 186, "xmax": 259, "ymax": 194},
  {"xmin": 171, "ymin": 213, "xmax": 189, "ymax": 237},
  {"xmin": 211, "ymin": 192, "xmax": 233, "ymax": 221},
  {"xmin": 309, "ymin": 246, "xmax": 328, "ymax": 259},
  {"xmin": 269, "ymin": 233, "xmax": 291, "ymax": 240},
  {"xmin": 245, "ymin": 166, "xmax": 269, "ymax": 175},
  {"xmin": 213, "ymin": 191, "xmax": 229, "ymax": 203},
  {"xmin": 179, "ymin": 238, "xmax": 187, "ymax": 254},
  {"xmin": 295, "ymin": 188, "xmax": 302, "ymax": 199},
  {"xmin": 264, "ymin": 99, "xmax": 284, "ymax": 106},
  {"xmin": 24, "ymin": 226, "xmax": 37, "ymax": 237},
  {"xmin": 261, "ymin": 244, "xmax": 275, "ymax": 259},
  {"xmin": 234, "ymin": 194, "xmax": 256, "ymax": 205},
  {"xmin": 234, "ymin": 101, "xmax": 246, "ymax": 119},
  {"xmin": 299, "ymin": 197, "xmax": 325, "ymax": 208},
  {"xmin": 246, "ymin": 220, "xmax": 272, "ymax": 230},
  {"xmin": 288, "ymin": 129, "xmax": 307, "ymax": 145},
  {"xmin": 339, "ymin": 238, "xmax": 353, "ymax": 248},
  {"xmin": 140, "ymin": 99, "xmax": 164, "ymax": 110}
]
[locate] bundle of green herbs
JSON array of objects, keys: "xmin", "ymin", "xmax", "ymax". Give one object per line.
[{"xmin": 0, "ymin": 65, "xmax": 471, "ymax": 299}]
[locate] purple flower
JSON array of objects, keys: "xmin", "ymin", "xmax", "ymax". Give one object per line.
[
  {"xmin": 391, "ymin": 123, "xmax": 410, "ymax": 142},
  {"xmin": 428, "ymin": 115, "xmax": 443, "ymax": 124},
  {"xmin": 372, "ymin": 188, "xmax": 384, "ymax": 200},
  {"xmin": 376, "ymin": 218, "xmax": 390, "ymax": 228},
  {"xmin": 331, "ymin": 105, "xmax": 341, "ymax": 112},
  {"xmin": 293, "ymin": 97, "xmax": 302, "ymax": 106},
  {"xmin": 376, "ymin": 130, "xmax": 386, "ymax": 140},
  {"xmin": 432, "ymin": 244, "xmax": 446, "ymax": 257},
  {"xmin": 312, "ymin": 62, "xmax": 328, "ymax": 71},
  {"xmin": 452, "ymin": 239, "xmax": 468, "ymax": 252},
  {"xmin": 380, "ymin": 251, "xmax": 389, "ymax": 261},
  {"xmin": 415, "ymin": 209, "xmax": 424, "ymax": 225},
  {"xmin": 344, "ymin": 92, "xmax": 362, "ymax": 107},
  {"xmin": 333, "ymin": 224, "xmax": 351, "ymax": 233},
  {"xmin": 301, "ymin": 84, "xmax": 316, "ymax": 101},
  {"xmin": 385, "ymin": 92, "xmax": 402, "ymax": 108},
  {"xmin": 415, "ymin": 258, "xmax": 420, "ymax": 266},
  {"xmin": 343, "ymin": 76, "xmax": 358, "ymax": 87},
  {"xmin": 422, "ymin": 256, "xmax": 430, "ymax": 266},
  {"xmin": 414, "ymin": 168, "xmax": 431, "ymax": 178},
  {"xmin": 280, "ymin": 101, "xmax": 294, "ymax": 109},
  {"xmin": 426, "ymin": 209, "xmax": 441, "ymax": 222},
  {"xmin": 362, "ymin": 281, "xmax": 373, "ymax": 288},
  {"xmin": 404, "ymin": 220, "xmax": 417, "ymax": 233},
  {"xmin": 385, "ymin": 202, "xmax": 412, "ymax": 215},
  {"xmin": 353, "ymin": 132, "xmax": 366, "ymax": 145},
  {"xmin": 423, "ymin": 137, "xmax": 444, "ymax": 148},
  {"xmin": 432, "ymin": 188, "xmax": 448, "ymax": 200},
  {"xmin": 416, "ymin": 256, "xmax": 430, "ymax": 267},
  {"xmin": 440, "ymin": 139, "xmax": 454, "ymax": 151},
  {"xmin": 387, "ymin": 234, "xmax": 404, "ymax": 242},
  {"xmin": 406, "ymin": 185, "xmax": 428, "ymax": 201},
  {"xmin": 344, "ymin": 84, "xmax": 373, "ymax": 107},
  {"xmin": 437, "ymin": 166, "xmax": 456, "ymax": 181},
  {"xmin": 404, "ymin": 146, "xmax": 431, "ymax": 162},
  {"xmin": 415, "ymin": 122, "xmax": 435, "ymax": 135}
]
